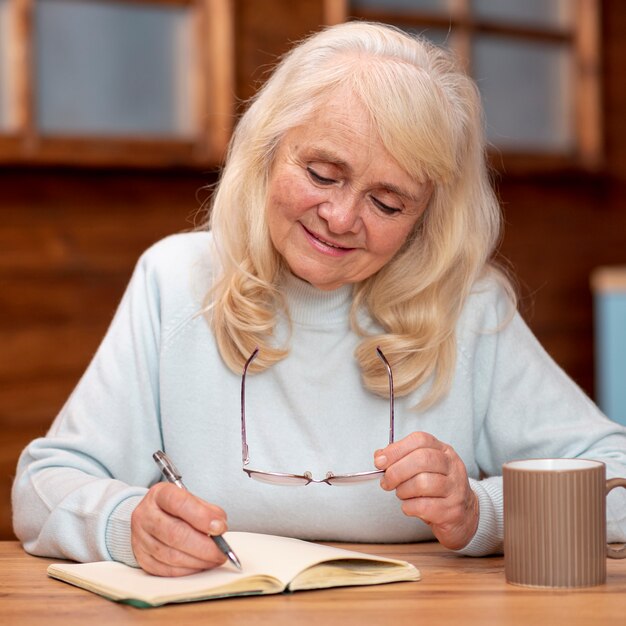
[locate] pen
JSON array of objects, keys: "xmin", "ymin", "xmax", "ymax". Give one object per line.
[{"xmin": 152, "ymin": 450, "xmax": 242, "ymax": 570}]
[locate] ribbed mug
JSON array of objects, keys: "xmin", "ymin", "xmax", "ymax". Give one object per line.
[{"xmin": 503, "ymin": 458, "xmax": 626, "ymax": 588}]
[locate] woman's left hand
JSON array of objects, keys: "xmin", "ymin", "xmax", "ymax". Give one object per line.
[{"xmin": 374, "ymin": 431, "xmax": 479, "ymax": 550}]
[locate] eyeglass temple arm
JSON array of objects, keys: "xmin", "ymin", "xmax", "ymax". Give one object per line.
[
  {"xmin": 241, "ymin": 347, "xmax": 260, "ymax": 466},
  {"xmin": 376, "ymin": 346, "xmax": 395, "ymax": 444}
]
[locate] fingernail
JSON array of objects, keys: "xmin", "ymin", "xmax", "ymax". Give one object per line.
[
  {"xmin": 374, "ymin": 454, "xmax": 387, "ymax": 469},
  {"xmin": 209, "ymin": 520, "xmax": 225, "ymax": 535}
]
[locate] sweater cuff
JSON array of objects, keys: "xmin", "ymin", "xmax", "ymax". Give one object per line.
[
  {"xmin": 453, "ymin": 477, "xmax": 504, "ymax": 557},
  {"xmin": 105, "ymin": 495, "xmax": 144, "ymax": 567}
]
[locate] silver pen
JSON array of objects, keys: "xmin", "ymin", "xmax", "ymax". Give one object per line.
[{"xmin": 152, "ymin": 450, "xmax": 242, "ymax": 570}]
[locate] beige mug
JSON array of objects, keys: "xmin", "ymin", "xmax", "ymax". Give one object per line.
[{"xmin": 503, "ymin": 458, "xmax": 626, "ymax": 588}]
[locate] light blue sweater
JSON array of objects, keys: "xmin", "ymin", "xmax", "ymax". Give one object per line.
[{"xmin": 12, "ymin": 232, "xmax": 626, "ymax": 565}]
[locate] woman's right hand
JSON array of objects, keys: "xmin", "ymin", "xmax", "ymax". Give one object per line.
[{"xmin": 131, "ymin": 482, "xmax": 229, "ymax": 576}]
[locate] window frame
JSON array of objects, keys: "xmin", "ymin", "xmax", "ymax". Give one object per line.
[
  {"xmin": 0, "ymin": 0, "xmax": 235, "ymax": 168},
  {"xmin": 329, "ymin": 0, "xmax": 602, "ymax": 174}
]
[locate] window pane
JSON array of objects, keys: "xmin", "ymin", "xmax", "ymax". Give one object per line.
[
  {"xmin": 35, "ymin": 0, "xmax": 195, "ymax": 137},
  {"xmin": 473, "ymin": 0, "xmax": 572, "ymax": 29},
  {"xmin": 0, "ymin": 0, "xmax": 12, "ymax": 130},
  {"xmin": 473, "ymin": 36, "xmax": 573, "ymax": 152},
  {"xmin": 352, "ymin": 0, "xmax": 454, "ymax": 15}
]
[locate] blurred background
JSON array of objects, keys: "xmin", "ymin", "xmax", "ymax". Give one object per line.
[{"xmin": 1, "ymin": 0, "xmax": 625, "ymax": 540}]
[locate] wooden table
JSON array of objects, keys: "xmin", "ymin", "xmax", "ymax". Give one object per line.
[{"xmin": 1, "ymin": 541, "xmax": 625, "ymax": 625}]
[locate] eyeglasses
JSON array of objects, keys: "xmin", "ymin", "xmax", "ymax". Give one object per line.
[{"xmin": 240, "ymin": 346, "xmax": 395, "ymax": 486}]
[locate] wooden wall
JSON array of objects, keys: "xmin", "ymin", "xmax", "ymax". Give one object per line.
[{"xmin": 2, "ymin": 0, "xmax": 626, "ymax": 541}]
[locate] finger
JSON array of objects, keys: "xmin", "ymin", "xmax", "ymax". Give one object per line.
[
  {"xmin": 391, "ymin": 470, "xmax": 450, "ymax": 500},
  {"xmin": 134, "ymin": 523, "xmax": 210, "ymax": 573},
  {"xmin": 135, "ymin": 545, "xmax": 210, "ymax": 577},
  {"xmin": 399, "ymin": 494, "xmax": 479, "ymax": 550},
  {"xmin": 142, "ymin": 507, "xmax": 228, "ymax": 565},
  {"xmin": 399, "ymin": 493, "xmax": 470, "ymax": 525},
  {"xmin": 399, "ymin": 495, "xmax": 445, "ymax": 525},
  {"xmin": 134, "ymin": 520, "xmax": 226, "ymax": 573},
  {"xmin": 153, "ymin": 483, "xmax": 228, "ymax": 535},
  {"xmin": 133, "ymin": 487, "xmax": 228, "ymax": 565},
  {"xmin": 374, "ymin": 432, "xmax": 447, "ymax": 469},
  {"xmin": 380, "ymin": 447, "xmax": 450, "ymax": 491}
]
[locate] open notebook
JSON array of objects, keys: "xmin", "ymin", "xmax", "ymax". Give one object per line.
[{"xmin": 47, "ymin": 531, "xmax": 420, "ymax": 607}]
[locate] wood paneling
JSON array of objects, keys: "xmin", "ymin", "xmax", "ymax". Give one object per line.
[{"xmin": 603, "ymin": 0, "xmax": 626, "ymax": 180}]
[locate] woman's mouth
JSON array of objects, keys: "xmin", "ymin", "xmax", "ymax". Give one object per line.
[{"xmin": 301, "ymin": 224, "xmax": 355, "ymax": 257}]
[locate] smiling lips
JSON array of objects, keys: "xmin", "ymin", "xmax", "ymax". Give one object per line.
[{"xmin": 301, "ymin": 224, "xmax": 356, "ymax": 257}]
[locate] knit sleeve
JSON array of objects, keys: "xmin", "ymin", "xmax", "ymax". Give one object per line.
[
  {"xmin": 11, "ymin": 241, "xmax": 174, "ymax": 565},
  {"xmin": 455, "ymin": 285, "xmax": 626, "ymax": 556}
]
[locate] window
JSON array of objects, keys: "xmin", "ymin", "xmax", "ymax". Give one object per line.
[
  {"xmin": 0, "ymin": 0, "xmax": 234, "ymax": 167},
  {"xmin": 0, "ymin": 0, "xmax": 14, "ymax": 132},
  {"xmin": 338, "ymin": 0, "xmax": 602, "ymax": 172}
]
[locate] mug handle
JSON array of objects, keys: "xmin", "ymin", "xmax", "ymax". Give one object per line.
[{"xmin": 606, "ymin": 478, "xmax": 626, "ymax": 559}]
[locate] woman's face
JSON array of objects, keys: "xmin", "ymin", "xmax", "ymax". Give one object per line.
[{"xmin": 266, "ymin": 91, "xmax": 432, "ymax": 291}]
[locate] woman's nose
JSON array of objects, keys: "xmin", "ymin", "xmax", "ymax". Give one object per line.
[{"xmin": 317, "ymin": 194, "xmax": 363, "ymax": 235}]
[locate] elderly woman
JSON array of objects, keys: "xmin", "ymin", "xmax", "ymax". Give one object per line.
[{"xmin": 13, "ymin": 21, "xmax": 626, "ymax": 577}]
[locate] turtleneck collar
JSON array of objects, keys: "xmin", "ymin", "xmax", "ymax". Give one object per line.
[{"xmin": 281, "ymin": 272, "xmax": 353, "ymax": 326}]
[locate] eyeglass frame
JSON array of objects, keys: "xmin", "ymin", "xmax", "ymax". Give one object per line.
[{"xmin": 240, "ymin": 346, "xmax": 395, "ymax": 486}]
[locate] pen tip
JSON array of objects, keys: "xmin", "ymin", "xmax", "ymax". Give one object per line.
[{"xmin": 231, "ymin": 555, "xmax": 243, "ymax": 570}]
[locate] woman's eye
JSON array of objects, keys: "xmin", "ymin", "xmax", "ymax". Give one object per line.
[
  {"xmin": 371, "ymin": 196, "xmax": 401, "ymax": 215},
  {"xmin": 307, "ymin": 166, "xmax": 336, "ymax": 185}
]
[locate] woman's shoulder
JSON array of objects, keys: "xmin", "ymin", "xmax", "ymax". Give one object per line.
[
  {"xmin": 140, "ymin": 231, "xmax": 213, "ymax": 268},
  {"xmin": 460, "ymin": 268, "xmax": 518, "ymax": 331},
  {"xmin": 138, "ymin": 231, "xmax": 214, "ymax": 278},
  {"xmin": 133, "ymin": 231, "xmax": 216, "ymax": 308}
]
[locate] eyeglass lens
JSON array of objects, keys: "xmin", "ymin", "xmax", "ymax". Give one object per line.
[{"xmin": 241, "ymin": 346, "xmax": 394, "ymax": 486}]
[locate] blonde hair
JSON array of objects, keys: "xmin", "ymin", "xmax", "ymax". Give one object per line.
[{"xmin": 207, "ymin": 21, "xmax": 515, "ymax": 408}]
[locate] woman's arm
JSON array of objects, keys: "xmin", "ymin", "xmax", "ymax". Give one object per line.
[
  {"xmin": 11, "ymin": 236, "xmax": 226, "ymax": 568},
  {"xmin": 377, "ymin": 285, "xmax": 626, "ymax": 556}
]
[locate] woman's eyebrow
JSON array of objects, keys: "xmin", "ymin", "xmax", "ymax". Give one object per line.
[
  {"xmin": 380, "ymin": 182, "xmax": 425, "ymax": 204},
  {"xmin": 307, "ymin": 147, "xmax": 350, "ymax": 169},
  {"xmin": 307, "ymin": 146, "xmax": 424, "ymax": 204}
]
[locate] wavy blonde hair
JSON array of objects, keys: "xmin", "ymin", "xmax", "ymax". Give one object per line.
[{"xmin": 206, "ymin": 21, "xmax": 515, "ymax": 408}]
